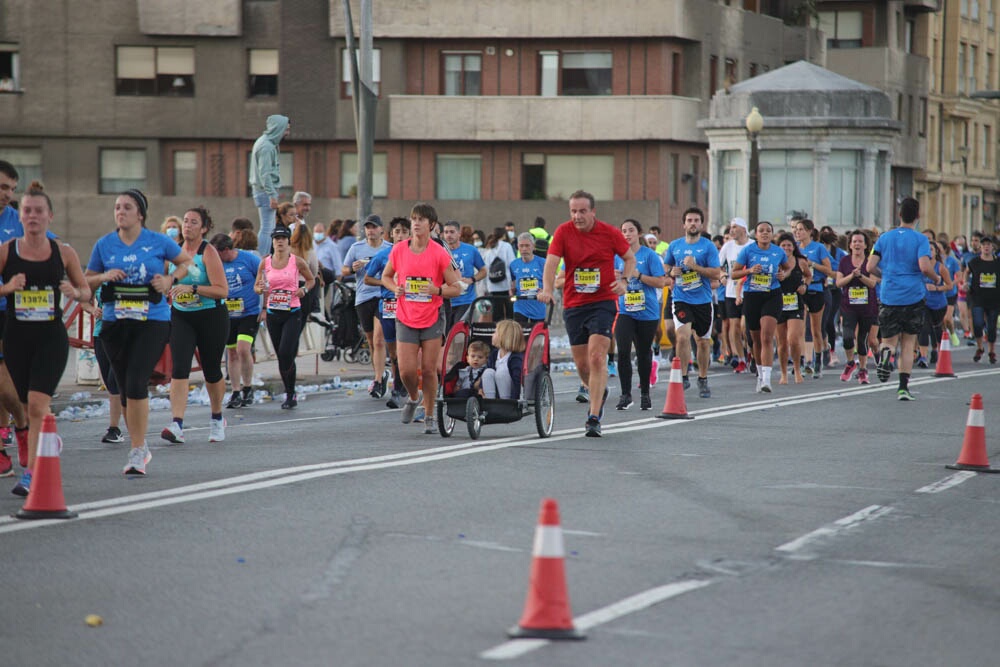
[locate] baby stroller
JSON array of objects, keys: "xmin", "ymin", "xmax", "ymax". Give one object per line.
[
  {"xmin": 437, "ymin": 296, "xmax": 554, "ymax": 439},
  {"xmin": 320, "ymin": 280, "xmax": 370, "ymax": 364}
]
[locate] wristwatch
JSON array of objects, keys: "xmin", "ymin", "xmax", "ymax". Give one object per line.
[{"xmin": 192, "ymin": 284, "xmax": 198, "ymax": 295}]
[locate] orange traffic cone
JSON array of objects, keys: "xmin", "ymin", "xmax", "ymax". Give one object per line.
[
  {"xmin": 16, "ymin": 414, "xmax": 78, "ymax": 520},
  {"xmin": 507, "ymin": 498, "xmax": 585, "ymax": 640},
  {"xmin": 657, "ymin": 356, "xmax": 693, "ymax": 420},
  {"xmin": 946, "ymin": 394, "xmax": 998, "ymax": 473},
  {"xmin": 934, "ymin": 330, "xmax": 955, "ymax": 377}
]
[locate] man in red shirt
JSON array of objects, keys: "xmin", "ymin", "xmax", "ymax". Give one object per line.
[{"xmin": 539, "ymin": 190, "xmax": 635, "ymax": 437}]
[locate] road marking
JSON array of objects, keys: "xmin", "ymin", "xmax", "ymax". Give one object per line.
[
  {"xmin": 915, "ymin": 471, "xmax": 978, "ymax": 494},
  {"xmin": 775, "ymin": 505, "xmax": 894, "ymax": 556},
  {"xmin": 479, "ymin": 579, "xmax": 713, "ymax": 660}
]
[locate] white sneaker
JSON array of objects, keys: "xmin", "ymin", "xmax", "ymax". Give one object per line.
[
  {"xmin": 160, "ymin": 421, "xmax": 185, "ymax": 444},
  {"xmin": 209, "ymin": 417, "xmax": 226, "ymax": 443},
  {"xmin": 755, "ymin": 376, "xmax": 763, "ymax": 393},
  {"xmin": 123, "ymin": 444, "xmax": 151, "ymax": 476}
]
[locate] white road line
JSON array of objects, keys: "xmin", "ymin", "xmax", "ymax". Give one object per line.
[
  {"xmin": 915, "ymin": 471, "xmax": 979, "ymax": 494},
  {"xmin": 479, "ymin": 579, "xmax": 713, "ymax": 660},
  {"xmin": 775, "ymin": 505, "xmax": 894, "ymax": 556}
]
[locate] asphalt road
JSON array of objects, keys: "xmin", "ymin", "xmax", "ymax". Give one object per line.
[{"xmin": 3, "ymin": 351, "xmax": 999, "ymax": 667}]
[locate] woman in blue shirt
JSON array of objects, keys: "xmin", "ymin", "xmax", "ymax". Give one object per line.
[
  {"xmin": 917, "ymin": 243, "xmax": 953, "ymax": 367},
  {"xmin": 210, "ymin": 233, "xmax": 262, "ymax": 410}
]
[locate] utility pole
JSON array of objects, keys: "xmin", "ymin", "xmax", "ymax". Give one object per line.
[{"xmin": 342, "ymin": 0, "xmax": 376, "ymax": 224}]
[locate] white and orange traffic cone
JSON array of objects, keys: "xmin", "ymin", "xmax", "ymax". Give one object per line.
[
  {"xmin": 16, "ymin": 414, "xmax": 77, "ymax": 520},
  {"xmin": 946, "ymin": 394, "xmax": 998, "ymax": 473},
  {"xmin": 506, "ymin": 498, "xmax": 585, "ymax": 640},
  {"xmin": 657, "ymin": 356, "xmax": 693, "ymax": 420},
  {"xmin": 934, "ymin": 330, "xmax": 956, "ymax": 377}
]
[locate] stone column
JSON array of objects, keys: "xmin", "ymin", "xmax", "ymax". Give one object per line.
[
  {"xmin": 862, "ymin": 147, "xmax": 878, "ymax": 228},
  {"xmin": 708, "ymin": 148, "xmax": 721, "ymax": 233},
  {"xmin": 881, "ymin": 149, "xmax": 894, "ymax": 228},
  {"xmin": 813, "ymin": 143, "xmax": 831, "ymax": 227}
]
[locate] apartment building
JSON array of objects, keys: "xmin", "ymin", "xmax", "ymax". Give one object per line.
[{"xmin": 0, "ymin": 0, "xmax": 818, "ymax": 248}]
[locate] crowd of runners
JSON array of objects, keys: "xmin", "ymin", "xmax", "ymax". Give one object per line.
[{"xmin": 0, "ymin": 145, "xmax": 997, "ymax": 492}]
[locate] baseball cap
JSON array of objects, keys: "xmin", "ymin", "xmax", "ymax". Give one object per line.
[
  {"xmin": 363, "ymin": 214, "xmax": 383, "ymax": 227},
  {"xmin": 271, "ymin": 225, "xmax": 292, "ymax": 239},
  {"xmin": 729, "ymin": 217, "xmax": 748, "ymax": 231}
]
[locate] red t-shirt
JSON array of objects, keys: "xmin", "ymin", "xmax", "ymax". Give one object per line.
[
  {"xmin": 388, "ymin": 238, "xmax": 454, "ymax": 328},
  {"xmin": 549, "ymin": 219, "xmax": 630, "ymax": 309}
]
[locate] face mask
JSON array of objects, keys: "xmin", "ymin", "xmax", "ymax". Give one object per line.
[
  {"xmin": 506, "ymin": 230, "xmax": 515, "ymax": 240},
  {"xmin": 474, "ymin": 240, "xmax": 483, "ymax": 248},
  {"xmin": 955, "ymin": 244, "xmax": 964, "ymax": 253},
  {"xmin": 166, "ymin": 228, "xmax": 179, "ymax": 239},
  {"xmin": 313, "ymin": 232, "xmax": 325, "ymax": 243}
]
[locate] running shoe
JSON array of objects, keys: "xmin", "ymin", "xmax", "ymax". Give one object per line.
[
  {"xmin": 827, "ymin": 352, "xmax": 839, "ymax": 367},
  {"xmin": 813, "ymin": 363, "xmax": 823, "ymax": 379},
  {"xmin": 241, "ymin": 386, "xmax": 254, "ymax": 407},
  {"xmin": 697, "ymin": 377, "xmax": 711, "ymax": 399},
  {"xmin": 802, "ymin": 364, "xmax": 814, "ymax": 376},
  {"xmin": 0, "ymin": 449, "xmax": 12, "ymax": 477},
  {"xmin": 760, "ymin": 378, "xmax": 772, "ymax": 393},
  {"xmin": 616, "ymin": 394, "xmax": 633, "ymax": 411},
  {"xmin": 974, "ymin": 348, "xmax": 984, "ymax": 362},
  {"xmin": 755, "ymin": 375, "xmax": 763, "ymax": 393},
  {"xmin": 599, "ymin": 388, "xmax": 609, "ymax": 421},
  {"xmin": 423, "ymin": 418, "xmax": 437, "ymax": 435},
  {"xmin": 584, "ymin": 416, "xmax": 602, "ymax": 438},
  {"xmin": 161, "ymin": 422, "xmax": 185, "ymax": 444},
  {"xmin": 916, "ymin": 356, "xmax": 928, "ymax": 369},
  {"xmin": 950, "ymin": 331, "xmax": 962, "ymax": 348},
  {"xmin": 748, "ymin": 358, "xmax": 758, "ymax": 375},
  {"xmin": 608, "ymin": 361, "xmax": 618, "ymax": 377},
  {"xmin": 123, "ymin": 445, "xmax": 151, "ymax": 476},
  {"xmin": 857, "ymin": 368, "xmax": 870, "ymax": 385},
  {"xmin": 226, "ymin": 391, "xmax": 243, "ymax": 409},
  {"xmin": 0, "ymin": 427, "xmax": 11, "ymax": 446},
  {"xmin": 367, "ymin": 380, "xmax": 378, "ymax": 398},
  {"xmin": 386, "ymin": 391, "xmax": 401, "ymax": 409},
  {"xmin": 875, "ymin": 348, "xmax": 893, "ymax": 383},
  {"xmin": 640, "ymin": 392, "xmax": 652, "ymax": 411},
  {"xmin": 401, "ymin": 397, "xmax": 420, "ymax": 424},
  {"xmin": 897, "ymin": 388, "xmax": 915, "ymax": 401},
  {"xmin": 11, "ymin": 470, "xmax": 31, "ymax": 496},
  {"xmin": 209, "ymin": 417, "xmax": 226, "ymax": 443},
  {"xmin": 102, "ymin": 425, "xmax": 125, "ymax": 444},
  {"xmin": 840, "ymin": 361, "xmax": 856, "ymax": 382},
  {"xmin": 682, "ymin": 376, "xmax": 690, "ymax": 390},
  {"xmin": 734, "ymin": 360, "xmax": 747, "ymax": 374},
  {"xmin": 413, "ymin": 407, "xmax": 425, "ymax": 423},
  {"xmin": 15, "ymin": 428, "xmax": 27, "ymax": 467},
  {"xmin": 375, "ymin": 369, "xmax": 391, "ymax": 399},
  {"xmin": 729, "ymin": 356, "xmax": 739, "ymax": 370},
  {"xmin": 649, "ymin": 361, "xmax": 659, "ymax": 387},
  {"xmin": 991, "ymin": 352, "xmax": 998, "ymax": 365},
  {"xmin": 281, "ymin": 393, "xmax": 298, "ymax": 409},
  {"xmin": 575, "ymin": 385, "xmax": 589, "ymax": 403}
]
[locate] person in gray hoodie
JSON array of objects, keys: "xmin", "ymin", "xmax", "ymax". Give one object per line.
[{"xmin": 249, "ymin": 114, "xmax": 290, "ymax": 256}]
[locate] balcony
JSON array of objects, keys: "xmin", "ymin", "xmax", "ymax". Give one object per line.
[
  {"xmin": 903, "ymin": 0, "xmax": 941, "ymax": 12},
  {"xmin": 388, "ymin": 95, "xmax": 703, "ymax": 143},
  {"xmin": 826, "ymin": 48, "xmax": 928, "ymax": 95},
  {"xmin": 137, "ymin": 0, "xmax": 241, "ymax": 36}
]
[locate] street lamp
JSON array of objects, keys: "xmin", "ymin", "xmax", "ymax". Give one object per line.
[{"xmin": 745, "ymin": 106, "xmax": 764, "ymax": 226}]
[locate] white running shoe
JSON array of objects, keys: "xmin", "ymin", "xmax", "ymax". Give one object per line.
[
  {"xmin": 161, "ymin": 421, "xmax": 185, "ymax": 444},
  {"xmin": 123, "ymin": 444, "xmax": 151, "ymax": 476},
  {"xmin": 209, "ymin": 417, "xmax": 226, "ymax": 443}
]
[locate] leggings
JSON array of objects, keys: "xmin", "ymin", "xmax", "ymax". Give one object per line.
[
  {"xmin": 94, "ymin": 334, "xmax": 120, "ymax": 395},
  {"xmin": 840, "ymin": 310, "xmax": 875, "ymax": 357},
  {"xmin": 170, "ymin": 306, "xmax": 229, "ymax": 383},
  {"xmin": 614, "ymin": 316, "xmax": 658, "ymax": 395},
  {"xmin": 918, "ymin": 306, "xmax": 946, "ymax": 347},
  {"xmin": 267, "ymin": 308, "xmax": 302, "ymax": 395},
  {"xmin": 824, "ymin": 288, "xmax": 841, "ymax": 350},
  {"xmin": 101, "ymin": 319, "xmax": 171, "ymax": 404},
  {"xmin": 4, "ymin": 322, "xmax": 69, "ymax": 403},
  {"xmin": 972, "ymin": 304, "xmax": 1000, "ymax": 343}
]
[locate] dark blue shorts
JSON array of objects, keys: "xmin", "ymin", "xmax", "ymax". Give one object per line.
[{"xmin": 563, "ymin": 301, "xmax": 616, "ymax": 346}]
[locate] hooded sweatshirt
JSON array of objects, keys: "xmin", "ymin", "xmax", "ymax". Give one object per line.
[{"xmin": 249, "ymin": 114, "xmax": 289, "ymax": 199}]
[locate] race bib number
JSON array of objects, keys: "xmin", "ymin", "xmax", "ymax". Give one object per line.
[
  {"xmin": 848, "ymin": 287, "xmax": 869, "ymax": 305},
  {"xmin": 981, "ymin": 273, "xmax": 996, "ymax": 288},
  {"xmin": 750, "ymin": 272, "xmax": 771, "ymax": 289},
  {"xmin": 624, "ymin": 289, "xmax": 645, "ymax": 313},
  {"xmin": 680, "ymin": 270, "xmax": 702, "ymax": 291},
  {"xmin": 519, "ymin": 277, "xmax": 539, "ymax": 298},
  {"xmin": 573, "ymin": 267, "xmax": 600, "ymax": 294},
  {"xmin": 781, "ymin": 293, "xmax": 798, "ymax": 312},
  {"xmin": 173, "ymin": 291, "xmax": 201, "ymax": 307},
  {"xmin": 405, "ymin": 277, "xmax": 433, "ymax": 302},
  {"xmin": 13, "ymin": 288, "xmax": 55, "ymax": 322},
  {"xmin": 382, "ymin": 298, "xmax": 397, "ymax": 319},
  {"xmin": 267, "ymin": 289, "xmax": 292, "ymax": 311},
  {"xmin": 114, "ymin": 297, "xmax": 149, "ymax": 321},
  {"xmin": 225, "ymin": 298, "xmax": 244, "ymax": 316}
]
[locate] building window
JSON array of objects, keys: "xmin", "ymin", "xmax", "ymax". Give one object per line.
[
  {"xmin": 443, "ymin": 53, "xmax": 481, "ymax": 96},
  {"xmin": 671, "ymin": 52, "xmax": 681, "ymax": 94},
  {"xmin": 670, "ymin": 154, "xmax": 679, "ymax": 206},
  {"xmin": 173, "ymin": 150, "xmax": 197, "ymax": 197},
  {"xmin": 958, "ymin": 43, "xmax": 967, "ymax": 94},
  {"xmin": 961, "ymin": 0, "xmax": 969, "ymax": 18},
  {"xmin": 544, "ymin": 155, "xmax": 614, "ymax": 202},
  {"xmin": 919, "ymin": 97, "xmax": 928, "ymax": 138},
  {"xmin": 248, "ymin": 49, "xmax": 278, "ymax": 97},
  {"xmin": 981, "ymin": 125, "xmax": 991, "ymax": 168},
  {"xmin": 0, "ymin": 48, "xmax": 19, "ymax": 92},
  {"xmin": 538, "ymin": 51, "xmax": 612, "ymax": 96},
  {"xmin": 116, "ymin": 46, "xmax": 195, "ymax": 96},
  {"xmin": 521, "ymin": 153, "xmax": 545, "ymax": 200},
  {"xmin": 435, "ymin": 155, "xmax": 481, "ymax": 200},
  {"xmin": 0, "ymin": 147, "xmax": 42, "ymax": 184},
  {"xmin": 826, "ymin": 151, "xmax": 859, "ymax": 228},
  {"xmin": 688, "ymin": 155, "xmax": 700, "ymax": 204},
  {"xmin": 971, "ymin": 0, "xmax": 980, "ymax": 21},
  {"xmin": 905, "ymin": 19, "xmax": 915, "ymax": 54},
  {"xmin": 709, "ymin": 55, "xmax": 718, "ymax": 94},
  {"xmin": 341, "ymin": 48, "xmax": 381, "ymax": 98},
  {"xmin": 100, "ymin": 149, "xmax": 146, "ymax": 194},
  {"xmin": 969, "ymin": 45, "xmax": 978, "ymax": 93},
  {"xmin": 988, "ymin": 52, "xmax": 996, "ymax": 89},
  {"xmin": 759, "ymin": 150, "xmax": 814, "ymax": 226},
  {"xmin": 340, "ymin": 152, "xmax": 388, "ymax": 197},
  {"xmin": 720, "ymin": 151, "xmax": 744, "ymax": 224},
  {"xmin": 749, "ymin": 62, "xmax": 758, "ymax": 78},
  {"xmin": 818, "ymin": 11, "xmax": 863, "ymax": 49}
]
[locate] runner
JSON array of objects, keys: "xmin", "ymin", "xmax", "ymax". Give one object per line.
[
  {"xmin": 160, "ymin": 207, "xmax": 230, "ymax": 444},
  {"xmin": 441, "ymin": 220, "xmax": 486, "ymax": 331},
  {"xmin": 718, "ymin": 218, "xmax": 753, "ymax": 374},
  {"xmin": 539, "ymin": 190, "xmax": 634, "ymax": 437},
  {"xmin": 820, "ymin": 228, "xmax": 847, "ymax": 367},
  {"xmin": 866, "ymin": 197, "xmax": 942, "ymax": 400},
  {"xmin": 210, "ymin": 233, "xmax": 262, "ymax": 409},
  {"xmin": 255, "ymin": 225, "xmax": 315, "ymax": 409},
  {"xmin": 0, "ymin": 160, "xmax": 29, "ymax": 477},
  {"xmin": 613, "ymin": 218, "xmax": 667, "ymax": 411},
  {"xmin": 86, "ymin": 189, "xmax": 191, "ymax": 475},
  {"xmin": 509, "ymin": 232, "xmax": 546, "ymax": 327},
  {"xmin": 0, "ymin": 182, "xmax": 90, "ymax": 495},
  {"xmin": 917, "ymin": 241, "xmax": 953, "ymax": 368},
  {"xmin": 774, "ymin": 232, "xmax": 810, "ymax": 385},
  {"xmin": 835, "ymin": 230, "xmax": 879, "ymax": 384},
  {"xmin": 940, "ymin": 240, "xmax": 963, "ymax": 348},
  {"xmin": 793, "ymin": 218, "xmax": 833, "ymax": 378},
  {"xmin": 731, "ymin": 221, "xmax": 790, "ymax": 393},
  {"xmin": 364, "ymin": 216, "xmax": 410, "ymax": 408},
  {"xmin": 965, "ymin": 235, "xmax": 1000, "ymax": 364},
  {"xmin": 663, "ymin": 208, "xmax": 721, "ymax": 398},
  {"xmin": 343, "ymin": 214, "xmax": 393, "ymax": 398},
  {"xmin": 380, "ymin": 203, "xmax": 462, "ymax": 434}
]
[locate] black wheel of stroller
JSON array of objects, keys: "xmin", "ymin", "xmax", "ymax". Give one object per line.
[
  {"xmin": 320, "ymin": 350, "xmax": 335, "ymax": 362},
  {"xmin": 465, "ymin": 397, "xmax": 482, "ymax": 440},
  {"xmin": 343, "ymin": 349, "xmax": 356, "ymax": 363},
  {"xmin": 534, "ymin": 371, "xmax": 554, "ymax": 438},
  {"xmin": 357, "ymin": 349, "xmax": 372, "ymax": 364},
  {"xmin": 437, "ymin": 400, "xmax": 454, "ymax": 437}
]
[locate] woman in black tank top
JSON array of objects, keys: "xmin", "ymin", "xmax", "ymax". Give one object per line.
[
  {"xmin": 775, "ymin": 232, "xmax": 811, "ymax": 386},
  {"xmin": 0, "ymin": 182, "xmax": 90, "ymax": 497}
]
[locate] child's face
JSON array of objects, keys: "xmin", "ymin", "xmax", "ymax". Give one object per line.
[{"xmin": 467, "ymin": 349, "xmax": 487, "ymax": 368}]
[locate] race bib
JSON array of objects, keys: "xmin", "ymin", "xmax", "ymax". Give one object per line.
[
  {"xmin": 382, "ymin": 298, "xmax": 397, "ymax": 319},
  {"xmin": 13, "ymin": 288, "xmax": 55, "ymax": 322},
  {"xmin": 750, "ymin": 272, "xmax": 771, "ymax": 289},
  {"xmin": 848, "ymin": 287, "xmax": 868, "ymax": 305},
  {"xmin": 981, "ymin": 273, "xmax": 996, "ymax": 288},
  {"xmin": 781, "ymin": 293, "xmax": 798, "ymax": 312},
  {"xmin": 680, "ymin": 269, "xmax": 702, "ymax": 291},
  {"xmin": 225, "ymin": 298, "xmax": 244, "ymax": 316},
  {"xmin": 405, "ymin": 276, "xmax": 433, "ymax": 302},
  {"xmin": 173, "ymin": 291, "xmax": 201, "ymax": 307},
  {"xmin": 114, "ymin": 297, "xmax": 149, "ymax": 321},
  {"xmin": 519, "ymin": 277, "xmax": 539, "ymax": 298},
  {"xmin": 624, "ymin": 289, "xmax": 645, "ymax": 313},
  {"xmin": 573, "ymin": 267, "xmax": 600, "ymax": 294},
  {"xmin": 267, "ymin": 289, "xmax": 292, "ymax": 311}
]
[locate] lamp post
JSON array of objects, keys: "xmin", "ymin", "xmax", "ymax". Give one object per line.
[{"xmin": 746, "ymin": 106, "xmax": 764, "ymax": 226}]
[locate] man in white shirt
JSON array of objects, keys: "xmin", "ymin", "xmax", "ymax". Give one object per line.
[{"xmin": 717, "ymin": 217, "xmax": 753, "ymax": 373}]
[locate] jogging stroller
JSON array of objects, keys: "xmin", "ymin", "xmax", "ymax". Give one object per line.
[{"xmin": 320, "ymin": 280, "xmax": 370, "ymax": 364}]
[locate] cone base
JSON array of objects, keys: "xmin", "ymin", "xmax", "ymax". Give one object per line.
[
  {"xmin": 507, "ymin": 624, "xmax": 586, "ymax": 640},
  {"xmin": 657, "ymin": 412, "xmax": 694, "ymax": 420},
  {"xmin": 933, "ymin": 372, "xmax": 956, "ymax": 377},
  {"xmin": 946, "ymin": 463, "xmax": 1000, "ymax": 473},
  {"xmin": 15, "ymin": 508, "xmax": 78, "ymax": 520}
]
